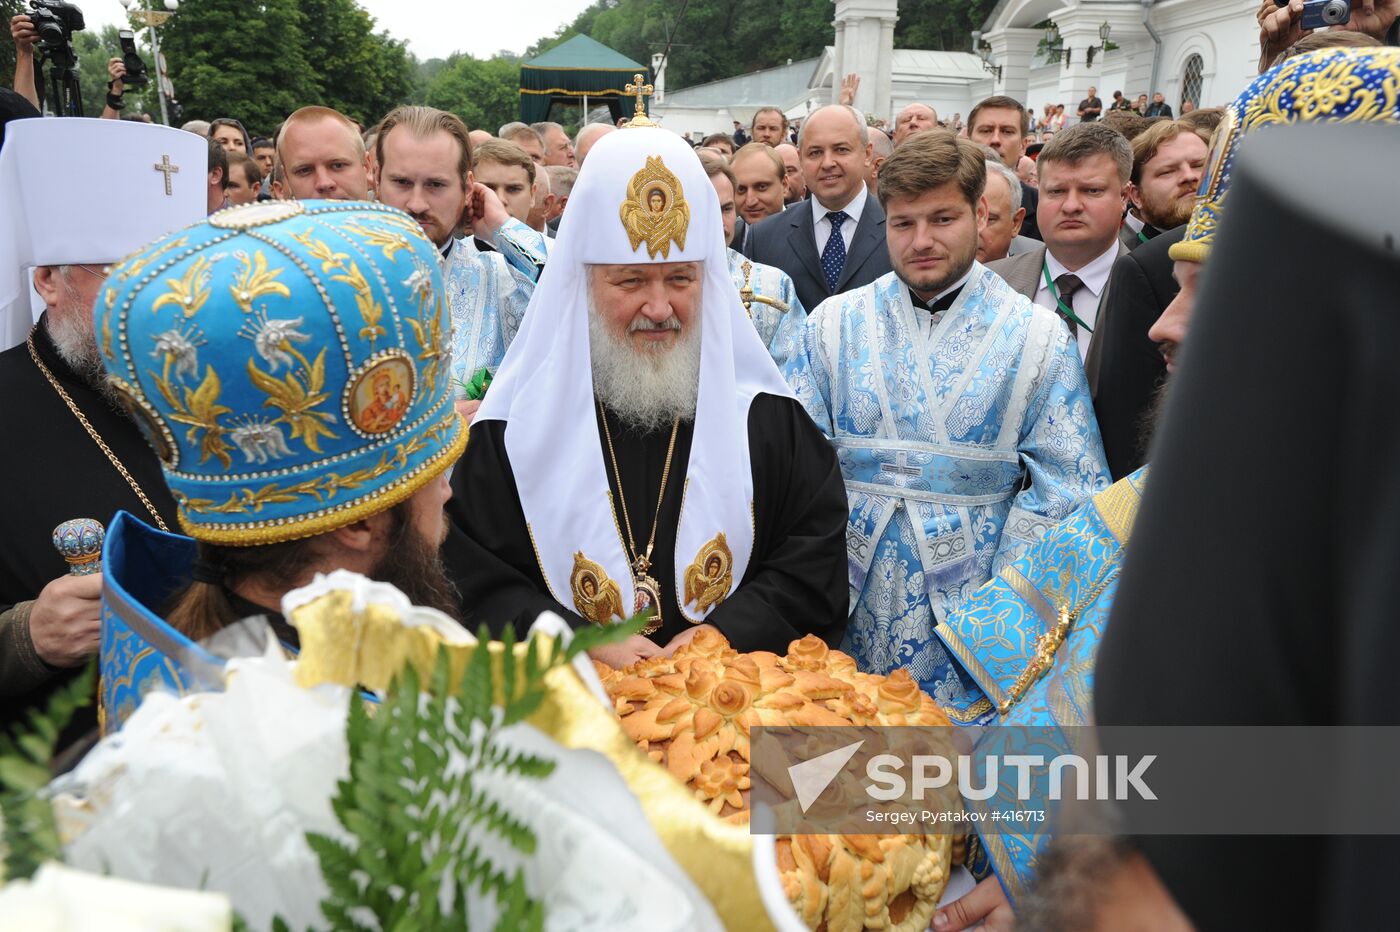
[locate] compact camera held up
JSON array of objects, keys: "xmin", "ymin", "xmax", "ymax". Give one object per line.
[{"xmin": 1274, "ymin": 0, "xmax": 1352, "ymax": 30}]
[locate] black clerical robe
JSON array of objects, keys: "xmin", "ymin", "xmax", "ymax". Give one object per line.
[
  {"xmin": 447, "ymin": 393, "xmax": 849, "ymax": 652},
  {"xmin": 1095, "ymin": 127, "xmax": 1400, "ymax": 932},
  {"xmin": 0, "ymin": 316, "xmax": 179, "ymax": 736},
  {"xmin": 1092, "ymin": 225, "xmax": 1184, "ymax": 479}
]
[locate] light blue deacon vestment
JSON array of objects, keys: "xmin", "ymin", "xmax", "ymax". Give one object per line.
[
  {"xmin": 781, "ymin": 264, "xmax": 1109, "ymax": 716},
  {"xmin": 726, "ymin": 247, "xmax": 805, "ymax": 369},
  {"xmin": 443, "ymin": 219, "xmax": 547, "ymax": 393}
]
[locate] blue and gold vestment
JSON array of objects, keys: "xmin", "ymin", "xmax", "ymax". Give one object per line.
[
  {"xmin": 782, "ymin": 265, "xmax": 1109, "ymax": 710},
  {"xmin": 936, "ymin": 468, "xmax": 1147, "ymax": 904}
]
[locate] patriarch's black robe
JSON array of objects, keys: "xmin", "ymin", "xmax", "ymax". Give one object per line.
[{"xmin": 446, "ymin": 392, "xmax": 849, "ymax": 652}]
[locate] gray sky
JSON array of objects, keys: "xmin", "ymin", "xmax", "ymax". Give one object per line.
[{"xmin": 89, "ymin": 0, "xmax": 596, "ymax": 61}]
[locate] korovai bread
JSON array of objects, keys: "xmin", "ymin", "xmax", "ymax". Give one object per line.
[{"xmin": 596, "ymin": 629, "xmax": 955, "ymax": 932}]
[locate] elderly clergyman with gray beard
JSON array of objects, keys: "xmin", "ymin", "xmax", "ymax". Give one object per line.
[
  {"xmin": 448, "ymin": 105, "xmax": 848, "ymax": 668},
  {"xmin": 0, "ymin": 119, "xmax": 206, "ymax": 736}
]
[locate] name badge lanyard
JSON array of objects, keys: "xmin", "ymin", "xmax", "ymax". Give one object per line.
[{"xmin": 1042, "ymin": 260, "xmax": 1093, "ymax": 333}]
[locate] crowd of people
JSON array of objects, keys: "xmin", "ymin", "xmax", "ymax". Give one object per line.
[{"xmin": 2, "ymin": 0, "xmax": 1399, "ymax": 928}]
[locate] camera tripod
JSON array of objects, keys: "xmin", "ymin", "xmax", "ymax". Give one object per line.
[{"xmin": 34, "ymin": 41, "xmax": 84, "ymax": 116}]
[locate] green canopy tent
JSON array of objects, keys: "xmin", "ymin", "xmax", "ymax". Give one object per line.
[{"xmin": 519, "ymin": 35, "xmax": 651, "ymax": 125}]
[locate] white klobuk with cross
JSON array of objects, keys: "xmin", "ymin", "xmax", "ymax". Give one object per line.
[{"xmin": 0, "ymin": 119, "xmax": 207, "ymax": 351}]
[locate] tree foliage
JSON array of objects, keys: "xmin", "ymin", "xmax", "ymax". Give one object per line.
[
  {"xmin": 297, "ymin": 0, "xmax": 413, "ymax": 125},
  {"xmin": 71, "ymin": 26, "xmax": 122, "ymax": 118},
  {"xmin": 157, "ymin": 0, "xmax": 316, "ymax": 134},
  {"xmin": 0, "ymin": 0, "xmax": 23, "ymax": 90},
  {"xmin": 895, "ymin": 0, "xmax": 997, "ymax": 54},
  {"xmin": 528, "ymin": 0, "xmax": 995, "ymax": 91},
  {"xmin": 156, "ymin": 0, "xmax": 409, "ymax": 134},
  {"xmin": 422, "ymin": 55, "xmax": 519, "ymax": 136}
]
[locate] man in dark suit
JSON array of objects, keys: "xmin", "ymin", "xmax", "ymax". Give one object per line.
[
  {"xmin": 742, "ymin": 104, "xmax": 893, "ymax": 314},
  {"xmin": 986, "ymin": 123, "xmax": 1132, "ymax": 392},
  {"xmin": 1092, "ymin": 225, "xmax": 1183, "ymax": 478},
  {"xmin": 967, "ymin": 96, "xmax": 1041, "ymax": 241}
]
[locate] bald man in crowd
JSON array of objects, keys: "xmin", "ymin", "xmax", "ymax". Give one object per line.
[
  {"xmin": 892, "ymin": 103, "xmax": 937, "ymax": 145},
  {"xmin": 275, "ymin": 105, "xmax": 372, "ymax": 201},
  {"xmin": 743, "ymin": 104, "xmax": 892, "ymax": 313},
  {"xmin": 574, "ymin": 122, "xmax": 615, "ymax": 166},
  {"xmin": 775, "ymin": 142, "xmax": 807, "ymax": 203},
  {"xmin": 866, "ymin": 126, "xmax": 893, "ymax": 188}
]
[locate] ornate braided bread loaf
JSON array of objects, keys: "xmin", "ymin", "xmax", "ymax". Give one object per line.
[{"xmin": 595, "ymin": 629, "xmax": 954, "ymax": 932}]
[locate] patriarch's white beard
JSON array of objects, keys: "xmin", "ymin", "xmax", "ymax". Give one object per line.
[{"xmin": 587, "ymin": 297, "xmax": 701, "ymax": 433}]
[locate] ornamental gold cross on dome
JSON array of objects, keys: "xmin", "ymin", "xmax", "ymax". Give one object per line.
[{"xmin": 625, "ymin": 73, "xmax": 658, "ymax": 128}]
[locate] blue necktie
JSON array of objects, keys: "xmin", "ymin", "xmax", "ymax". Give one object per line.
[{"xmin": 821, "ymin": 210, "xmax": 849, "ymax": 293}]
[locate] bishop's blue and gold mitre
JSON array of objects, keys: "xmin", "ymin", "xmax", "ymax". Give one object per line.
[
  {"xmin": 1172, "ymin": 47, "xmax": 1400, "ymax": 264},
  {"xmin": 94, "ymin": 200, "xmax": 466, "ymax": 730}
]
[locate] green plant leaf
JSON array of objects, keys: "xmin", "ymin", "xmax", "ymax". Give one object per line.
[
  {"xmin": 0, "ymin": 663, "xmax": 95, "ymax": 881},
  {"xmin": 305, "ymin": 630, "xmax": 590, "ymax": 929}
]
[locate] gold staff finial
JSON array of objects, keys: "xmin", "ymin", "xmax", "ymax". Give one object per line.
[{"xmin": 624, "ymin": 73, "xmax": 658, "ymax": 128}]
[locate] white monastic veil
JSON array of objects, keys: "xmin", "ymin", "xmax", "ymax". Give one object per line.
[{"xmin": 476, "ymin": 126, "xmax": 793, "ymax": 623}]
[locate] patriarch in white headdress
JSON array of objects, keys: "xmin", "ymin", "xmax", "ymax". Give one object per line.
[{"xmin": 454, "ymin": 100, "xmax": 849, "ymax": 664}]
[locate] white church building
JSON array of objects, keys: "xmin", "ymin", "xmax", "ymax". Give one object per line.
[{"xmin": 651, "ymin": 0, "xmax": 1261, "ymax": 137}]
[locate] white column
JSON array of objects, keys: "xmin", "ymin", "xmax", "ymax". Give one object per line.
[
  {"xmin": 874, "ymin": 16, "xmax": 896, "ymax": 122},
  {"xmin": 832, "ymin": 23, "xmax": 847, "ymax": 104},
  {"xmin": 1051, "ymin": 10, "xmax": 1147, "ymax": 117},
  {"xmin": 1118, "ymin": 37, "xmax": 1155, "ymax": 99},
  {"xmin": 833, "ymin": 0, "xmax": 899, "ymax": 115},
  {"xmin": 651, "ymin": 53, "xmax": 667, "ymax": 104},
  {"xmin": 985, "ymin": 28, "xmax": 1040, "ymax": 107}
]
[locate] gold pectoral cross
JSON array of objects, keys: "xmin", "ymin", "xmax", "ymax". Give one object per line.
[
  {"xmin": 632, "ymin": 555, "xmax": 662, "ymax": 635},
  {"xmin": 153, "ymin": 154, "xmax": 180, "ymax": 196},
  {"xmin": 624, "ymin": 73, "xmax": 658, "ymax": 127}
]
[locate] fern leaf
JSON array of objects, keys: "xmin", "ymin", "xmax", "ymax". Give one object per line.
[
  {"xmin": 480, "ymin": 743, "xmax": 556, "ymax": 781},
  {"xmin": 304, "ymin": 834, "xmax": 363, "ymax": 903},
  {"xmin": 307, "ymin": 631, "xmax": 587, "ymax": 930},
  {"xmin": 499, "ymin": 623, "xmax": 518, "ymax": 715},
  {"xmin": 493, "ymin": 870, "xmax": 546, "ymax": 932},
  {"xmin": 457, "ymin": 635, "xmax": 494, "ymax": 724},
  {"xmin": 0, "ymin": 664, "xmax": 94, "ymax": 880}
]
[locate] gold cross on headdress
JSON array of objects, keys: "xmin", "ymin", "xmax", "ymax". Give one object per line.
[
  {"xmin": 624, "ymin": 73, "xmax": 658, "ymax": 128},
  {"xmin": 153, "ymin": 154, "xmax": 180, "ymax": 196}
]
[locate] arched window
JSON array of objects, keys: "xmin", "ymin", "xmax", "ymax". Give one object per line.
[{"xmin": 1181, "ymin": 54, "xmax": 1205, "ymax": 109}]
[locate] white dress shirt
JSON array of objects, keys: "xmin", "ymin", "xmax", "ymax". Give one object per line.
[
  {"xmin": 1033, "ymin": 242, "xmax": 1119, "ymax": 360},
  {"xmin": 812, "ymin": 184, "xmax": 867, "ymax": 255}
]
